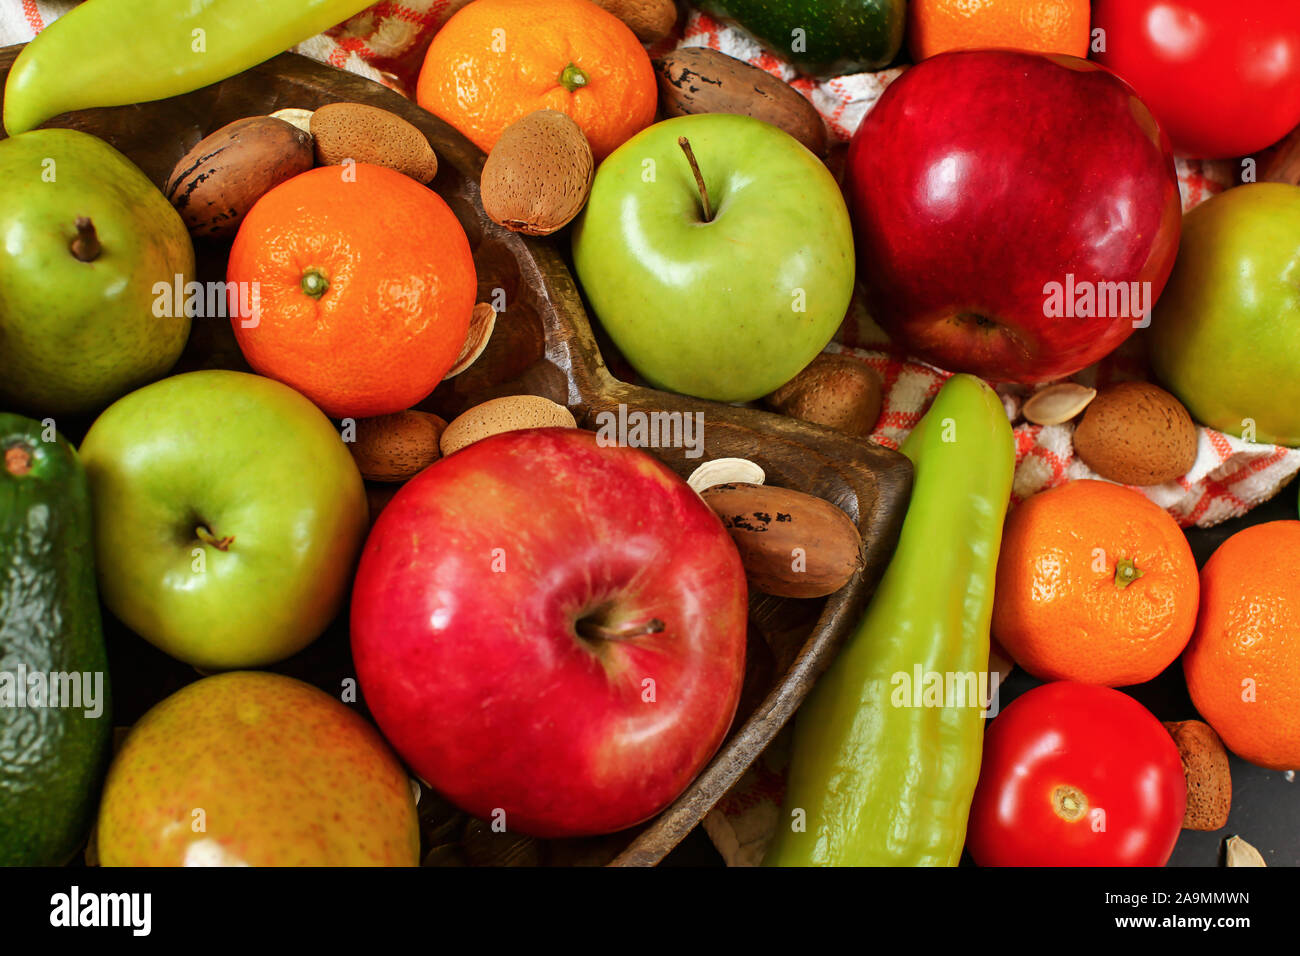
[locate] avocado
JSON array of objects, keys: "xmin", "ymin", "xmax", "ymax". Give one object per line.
[
  {"xmin": 696, "ymin": 0, "xmax": 907, "ymax": 78},
  {"xmin": 0, "ymin": 414, "xmax": 112, "ymax": 865}
]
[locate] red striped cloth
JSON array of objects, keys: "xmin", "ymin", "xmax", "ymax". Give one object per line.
[{"xmin": 5, "ymin": 1, "xmax": 1295, "ymax": 527}]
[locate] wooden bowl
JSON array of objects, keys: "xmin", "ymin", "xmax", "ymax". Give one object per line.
[{"xmin": 0, "ymin": 46, "xmax": 911, "ymax": 867}]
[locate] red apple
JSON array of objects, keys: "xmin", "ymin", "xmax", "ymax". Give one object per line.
[
  {"xmin": 350, "ymin": 428, "xmax": 748, "ymax": 838},
  {"xmin": 846, "ymin": 50, "xmax": 1181, "ymax": 384}
]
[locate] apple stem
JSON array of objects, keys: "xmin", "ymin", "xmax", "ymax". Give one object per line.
[
  {"xmin": 196, "ymin": 524, "xmax": 234, "ymax": 552},
  {"xmin": 575, "ymin": 617, "xmax": 666, "ymax": 643},
  {"xmin": 4, "ymin": 444, "xmax": 32, "ymax": 476},
  {"xmin": 70, "ymin": 216, "xmax": 101, "ymax": 262},
  {"xmin": 677, "ymin": 136, "xmax": 713, "ymax": 223}
]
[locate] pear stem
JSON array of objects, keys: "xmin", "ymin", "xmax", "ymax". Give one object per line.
[
  {"xmin": 575, "ymin": 616, "xmax": 665, "ymax": 643},
  {"xmin": 677, "ymin": 136, "xmax": 713, "ymax": 223},
  {"xmin": 70, "ymin": 217, "xmax": 100, "ymax": 262}
]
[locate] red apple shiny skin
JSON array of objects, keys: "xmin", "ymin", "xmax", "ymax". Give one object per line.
[
  {"xmin": 846, "ymin": 50, "xmax": 1181, "ymax": 384},
  {"xmin": 350, "ymin": 428, "xmax": 748, "ymax": 838}
]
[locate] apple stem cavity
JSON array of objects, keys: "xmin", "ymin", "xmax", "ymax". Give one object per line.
[
  {"xmin": 4, "ymin": 444, "xmax": 32, "ymax": 476},
  {"xmin": 575, "ymin": 616, "xmax": 666, "ymax": 643},
  {"xmin": 70, "ymin": 216, "xmax": 101, "ymax": 262},
  {"xmin": 196, "ymin": 524, "xmax": 235, "ymax": 552},
  {"xmin": 677, "ymin": 136, "xmax": 713, "ymax": 223},
  {"xmin": 558, "ymin": 63, "xmax": 589, "ymax": 94},
  {"xmin": 301, "ymin": 268, "xmax": 330, "ymax": 299}
]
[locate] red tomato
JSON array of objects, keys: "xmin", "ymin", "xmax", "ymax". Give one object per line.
[
  {"xmin": 967, "ymin": 682, "xmax": 1185, "ymax": 867},
  {"xmin": 1093, "ymin": 0, "xmax": 1300, "ymax": 159}
]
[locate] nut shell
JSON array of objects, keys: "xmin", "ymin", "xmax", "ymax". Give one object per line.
[
  {"xmin": 687, "ymin": 457, "xmax": 765, "ymax": 495},
  {"xmin": 165, "ymin": 116, "xmax": 314, "ymax": 238},
  {"xmin": 700, "ymin": 482, "xmax": 862, "ymax": 598},
  {"xmin": 655, "ymin": 48, "xmax": 828, "ymax": 156},
  {"xmin": 592, "ymin": 0, "xmax": 677, "ymax": 43},
  {"xmin": 1163, "ymin": 720, "xmax": 1231, "ymax": 832},
  {"xmin": 348, "ymin": 410, "xmax": 447, "ymax": 483},
  {"xmin": 1073, "ymin": 381, "xmax": 1198, "ymax": 486},
  {"xmin": 765, "ymin": 354, "xmax": 882, "ymax": 437},
  {"xmin": 1022, "ymin": 382, "xmax": 1097, "ymax": 426},
  {"xmin": 310, "ymin": 102, "xmax": 438, "ymax": 183},
  {"xmin": 440, "ymin": 395, "xmax": 577, "ymax": 456},
  {"xmin": 479, "ymin": 110, "xmax": 594, "ymax": 236}
]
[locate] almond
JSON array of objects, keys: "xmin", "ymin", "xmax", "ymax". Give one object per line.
[
  {"xmin": 1073, "ymin": 381, "xmax": 1198, "ymax": 486},
  {"xmin": 700, "ymin": 482, "xmax": 862, "ymax": 598},
  {"xmin": 310, "ymin": 102, "xmax": 438, "ymax": 183},
  {"xmin": 349, "ymin": 410, "xmax": 447, "ymax": 482},
  {"xmin": 480, "ymin": 110, "xmax": 594, "ymax": 236},
  {"xmin": 765, "ymin": 354, "xmax": 882, "ymax": 437},
  {"xmin": 440, "ymin": 395, "xmax": 577, "ymax": 456},
  {"xmin": 1163, "ymin": 720, "xmax": 1231, "ymax": 832},
  {"xmin": 165, "ymin": 116, "xmax": 314, "ymax": 238},
  {"xmin": 591, "ymin": 0, "xmax": 678, "ymax": 44},
  {"xmin": 655, "ymin": 48, "xmax": 828, "ymax": 156}
]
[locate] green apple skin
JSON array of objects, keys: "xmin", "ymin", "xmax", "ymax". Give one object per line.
[
  {"xmin": 572, "ymin": 113, "xmax": 855, "ymax": 402},
  {"xmin": 0, "ymin": 129, "xmax": 194, "ymax": 417},
  {"xmin": 78, "ymin": 370, "xmax": 368, "ymax": 670},
  {"xmin": 1149, "ymin": 183, "xmax": 1300, "ymax": 446}
]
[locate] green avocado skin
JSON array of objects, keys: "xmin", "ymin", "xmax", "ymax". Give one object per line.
[
  {"xmin": 0, "ymin": 414, "xmax": 112, "ymax": 865},
  {"xmin": 696, "ymin": 0, "xmax": 906, "ymax": 77}
]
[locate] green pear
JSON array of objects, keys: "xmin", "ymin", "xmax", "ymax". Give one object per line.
[
  {"xmin": 96, "ymin": 672, "xmax": 420, "ymax": 866},
  {"xmin": 0, "ymin": 129, "xmax": 194, "ymax": 416}
]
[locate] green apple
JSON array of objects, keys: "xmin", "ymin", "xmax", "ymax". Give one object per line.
[
  {"xmin": 572, "ymin": 113, "xmax": 854, "ymax": 402},
  {"xmin": 1148, "ymin": 183, "xmax": 1300, "ymax": 446},
  {"xmin": 78, "ymin": 370, "xmax": 367, "ymax": 670},
  {"xmin": 0, "ymin": 129, "xmax": 194, "ymax": 416}
]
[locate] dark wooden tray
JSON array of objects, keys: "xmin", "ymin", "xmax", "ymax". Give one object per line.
[{"xmin": 0, "ymin": 45, "xmax": 911, "ymax": 867}]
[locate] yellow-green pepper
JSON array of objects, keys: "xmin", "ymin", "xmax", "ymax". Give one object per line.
[
  {"xmin": 765, "ymin": 373, "xmax": 1015, "ymax": 866},
  {"xmin": 4, "ymin": 0, "xmax": 373, "ymax": 135}
]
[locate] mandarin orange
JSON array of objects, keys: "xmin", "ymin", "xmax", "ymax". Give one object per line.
[
  {"xmin": 1184, "ymin": 521, "xmax": 1300, "ymax": 770},
  {"xmin": 909, "ymin": 0, "xmax": 1091, "ymax": 61},
  {"xmin": 416, "ymin": 0, "xmax": 657, "ymax": 161},
  {"xmin": 227, "ymin": 164, "xmax": 476, "ymax": 419},
  {"xmin": 992, "ymin": 480, "xmax": 1199, "ymax": 686}
]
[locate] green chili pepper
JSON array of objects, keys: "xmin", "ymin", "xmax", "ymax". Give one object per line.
[
  {"xmin": 3, "ymin": 0, "xmax": 373, "ymax": 136},
  {"xmin": 764, "ymin": 373, "xmax": 1015, "ymax": 866}
]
